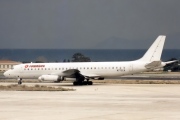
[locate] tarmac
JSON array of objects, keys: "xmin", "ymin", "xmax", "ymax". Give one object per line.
[{"xmin": 1, "ymin": 83, "xmax": 180, "ymax": 120}]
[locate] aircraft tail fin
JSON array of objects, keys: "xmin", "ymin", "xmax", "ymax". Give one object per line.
[{"xmin": 138, "ymin": 35, "xmax": 166, "ymax": 62}]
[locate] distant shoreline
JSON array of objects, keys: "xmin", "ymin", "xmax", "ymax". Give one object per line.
[{"xmin": 0, "ymin": 49, "xmax": 180, "ymax": 62}]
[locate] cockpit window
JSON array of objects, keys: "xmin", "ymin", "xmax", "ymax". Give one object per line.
[{"xmin": 11, "ymin": 65, "xmax": 18, "ymax": 70}]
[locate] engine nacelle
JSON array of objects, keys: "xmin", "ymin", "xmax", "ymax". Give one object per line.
[
  {"xmin": 98, "ymin": 77, "xmax": 105, "ymax": 80},
  {"xmin": 38, "ymin": 75, "xmax": 61, "ymax": 81},
  {"xmin": 93, "ymin": 77, "xmax": 104, "ymax": 80}
]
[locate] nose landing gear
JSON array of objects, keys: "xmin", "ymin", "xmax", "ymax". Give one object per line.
[{"xmin": 18, "ymin": 78, "xmax": 22, "ymax": 85}]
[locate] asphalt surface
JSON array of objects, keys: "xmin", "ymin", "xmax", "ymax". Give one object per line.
[
  {"xmin": 0, "ymin": 72, "xmax": 180, "ymax": 119},
  {"xmin": 0, "ymin": 83, "xmax": 180, "ymax": 120}
]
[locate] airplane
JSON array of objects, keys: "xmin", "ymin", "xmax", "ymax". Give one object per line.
[{"xmin": 4, "ymin": 35, "xmax": 171, "ymax": 85}]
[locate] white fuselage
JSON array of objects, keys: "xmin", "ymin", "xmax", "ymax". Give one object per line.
[{"xmin": 4, "ymin": 60, "xmax": 147, "ymax": 79}]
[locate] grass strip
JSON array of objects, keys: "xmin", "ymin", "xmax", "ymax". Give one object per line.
[{"xmin": 0, "ymin": 84, "xmax": 75, "ymax": 91}]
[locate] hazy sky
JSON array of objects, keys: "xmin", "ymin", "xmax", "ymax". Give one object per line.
[{"xmin": 0, "ymin": 0, "xmax": 180, "ymax": 49}]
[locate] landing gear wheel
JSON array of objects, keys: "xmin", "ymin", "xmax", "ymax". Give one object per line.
[
  {"xmin": 18, "ymin": 78, "xmax": 22, "ymax": 85},
  {"xmin": 83, "ymin": 81, "xmax": 88, "ymax": 85},
  {"xmin": 18, "ymin": 81, "xmax": 22, "ymax": 85},
  {"xmin": 88, "ymin": 81, "xmax": 93, "ymax": 85},
  {"xmin": 73, "ymin": 81, "xmax": 83, "ymax": 86},
  {"xmin": 73, "ymin": 81, "xmax": 78, "ymax": 86}
]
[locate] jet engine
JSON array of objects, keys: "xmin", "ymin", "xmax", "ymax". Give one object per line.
[
  {"xmin": 38, "ymin": 75, "xmax": 63, "ymax": 81},
  {"xmin": 93, "ymin": 77, "xmax": 104, "ymax": 80},
  {"xmin": 98, "ymin": 77, "xmax": 104, "ymax": 80}
]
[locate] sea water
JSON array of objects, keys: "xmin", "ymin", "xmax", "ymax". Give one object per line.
[{"xmin": 0, "ymin": 49, "xmax": 179, "ymax": 62}]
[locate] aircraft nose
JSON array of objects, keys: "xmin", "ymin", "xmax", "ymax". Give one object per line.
[
  {"xmin": 3, "ymin": 71, "xmax": 7, "ymax": 76},
  {"xmin": 3, "ymin": 71, "xmax": 9, "ymax": 77}
]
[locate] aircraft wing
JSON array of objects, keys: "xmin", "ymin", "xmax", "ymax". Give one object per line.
[
  {"xmin": 60, "ymin": 69, "xmax": 101, "ymax": 78},
  {"xmin": 62, "ymin": 69, "xmax": 79, "ymax": 75},
  {"xmin": 81, "ymin": 72, "xmax": 101, "ymax": 78}
]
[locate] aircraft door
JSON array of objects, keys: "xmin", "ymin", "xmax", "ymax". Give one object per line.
[{"xmin": 19, "ymin": 65, "xmax": 23, "ymax": 73}]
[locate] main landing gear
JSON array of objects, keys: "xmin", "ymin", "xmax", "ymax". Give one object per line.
[
  {"xmin": 73, "ymin": 81, "xmax": 93, "ymax": 86},
  {"xmin": 73, "ymin": 76, "xmax": 93, "ymax": 86},
  {"xmin": 18, "ymin": 78, "xmax": 22, "ymax": 85}
]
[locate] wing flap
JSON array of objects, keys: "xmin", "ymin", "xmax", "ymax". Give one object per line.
[
  {"xmin": 81, "ymin": 72, "xmax": 100, "ymax": 78},
  {"xmin": 52, "ymin": 69, "xmax": 101, "ymax": 79}
]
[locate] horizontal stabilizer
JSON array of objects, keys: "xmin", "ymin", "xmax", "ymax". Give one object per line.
[
  {"xmin": 161, "ymin": 60, "xmax": 179, "ymax": 67},
  {"xmin": 164, "ymin": 60, "xmax": 178, "ymax": 65},
  {"xmin": 145, "ymin": 61, "xmax": 162, "ymax": 69}
]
